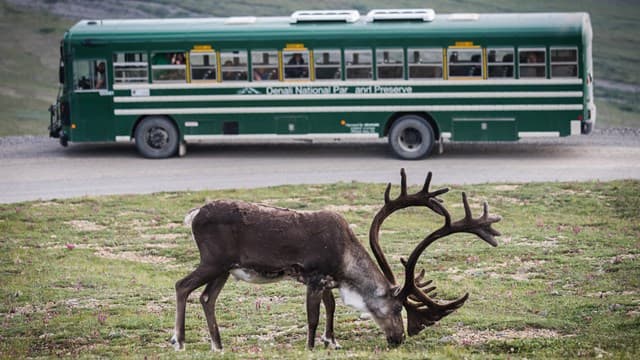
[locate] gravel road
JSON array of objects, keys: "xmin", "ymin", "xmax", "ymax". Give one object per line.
[{"xmin": 1, "ymin": 128, "xmax": 639, "ymax": 204}]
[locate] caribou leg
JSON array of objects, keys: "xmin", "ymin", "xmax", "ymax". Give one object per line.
[
  {"xmin": 321, "ymin": 289, "xmax": 341, "ymax": 349},
  {"xmin": 306, "ymin": 287, "xmax": 323, "ymax": 349},
  {"xmin": 200, "ymin": 273, "xmax": 230, "ymax": 351},
  {"xmin": 172, "ymin": 265, "xmax": 219, "ymax": 350}
]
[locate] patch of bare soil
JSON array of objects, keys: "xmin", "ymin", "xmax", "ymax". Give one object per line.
[
  {"xmin": 67, "ymin": 220, "xmax": 106, "ymax": 232},
  {"xmin": 447, "ymin": 257, "xmax": 547, "ymax": 282},
  {"xmin": 94, "ymin": 248, "xmax": 171, "ymax": 264},
  {"xmin": 450, "ymin": 327, "xmax": 562, "ymax": 346},
  {"xmin": 141, "ymin": 233, "xmax": 183, "ymax": 241}
]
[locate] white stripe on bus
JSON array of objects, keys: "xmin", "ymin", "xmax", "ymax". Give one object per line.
[
  {"xmin": 183, "ymin": 133, "xmax": 379, "ymax": 142},
  {"xmin": 113, "ymin": 78, "xmax": 583, "ymax": 90},
  {"xmin": 518, "ymin": 131, "xmax": 561, "ymax": 137},
  {"xmin": 113, "ymin": 91, "xmax": 583, "ymax": 103},
  {"xmin": 114, "ymin": 104, "xmax": 583, "ymax": 116}
]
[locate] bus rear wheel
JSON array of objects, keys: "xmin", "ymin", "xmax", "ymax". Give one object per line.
[
  {"xmin": 134, "ymin": 116, "xmax": 179, "ymax": 159},
  {"xmin": 388, "ymin": 115, "xmax": 435, "ymax": 160}
]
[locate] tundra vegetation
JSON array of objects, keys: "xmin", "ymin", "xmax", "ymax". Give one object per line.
[{"xmin": 0, "ymin": 180, "xmax": 639, "ymax": 358}]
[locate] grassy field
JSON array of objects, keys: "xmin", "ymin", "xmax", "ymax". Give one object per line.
[
  {"xmin": 0, "ymin": 0, "xmax": 638, "ymax": 136},
  {"xmin": 1, "ymin": 179, "xmax": 638, "ymax": 358}
]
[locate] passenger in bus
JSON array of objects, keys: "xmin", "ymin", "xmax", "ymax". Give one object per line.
[
  {"xmin": 253, "ymin": 67, "xmax": 276, "ymax": 81},
  {"xmin": 95, "ymin": 61, "xmax": 106, "ymax": 89},
  {"xmin": 222, "ymin": 60, "xmax": 235, "ymax": 80},
  {"xmin": 286, "ymin": 53, "xmax": 307, "ymax": 78},
  {"xmin": 172, "ymin": 53, "xmax": 185, "ymax": 65}
]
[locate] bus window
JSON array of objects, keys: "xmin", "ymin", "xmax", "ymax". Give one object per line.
[
  {"xmin": 345, "ymin": 49, "xmax": 372, "ymax": 80},
  {"xmin": 151, "ymin": 52, "xmax": 186, "ymax": 82},
  {"xmin": 113, "ymin": 52, "xmax": 148, "ymax": 83},
  {"xmin": 73, "ymin": 59, "xmax": 107, "ymax": 91},
  {"xmin": 251, "ymin": 50, "xmax": 278, "ymax": 81},
  {"xmin": 283, "ymin": 51, "xmax": 310, "ymax": 80},
  {"xmin": 448, "ymin": 48, "xmax": 482, "ymax": 78},
  {"xmin": 550, "ymin": 47, "xmax": 578, "ymax": 78},
  {"xmin": 376, "ymin": 49, "xmax": 404, "ymax": 79},
  {"xmin": 220, "ymin": 51, "xmax": 248, "ymax": 81},
  {"xmin": 190, "ymin": 52, "xmax": 217, "ymax": 81},
  {"xmin": 408, "ymin": 48, "xmax": 442, "ymax": 79},
  {"xmin": 487, "ymin": 48, "xmax": 514, "ymax": 79},
  {"xmin": 519, "ymin": 48, "xmax": 546, "ymax": 78},
  {"xmin": 314, "ymin": 50, "xmax": 341, "ymax": 80}
]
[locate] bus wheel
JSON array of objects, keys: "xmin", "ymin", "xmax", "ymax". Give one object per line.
[
  {"xmin": 134, "ymin": 116, "xmax": 179, "ymax": 159},
  {"xmin": 388, "ymin": 115, "xmax": 435, "ymax": 160}
]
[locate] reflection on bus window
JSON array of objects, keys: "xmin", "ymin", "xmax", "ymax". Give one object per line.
[
  {"xmin": 283, "ymin": 51, "xmax": 309, "ymax": 80},
  {"xmin": 345, "ymin": 49, "xmax": 372, "ymax": 80},
  {"xmin": 113, "ymin": 52, "xmax": 148, "ymax": 83},
  {"xmin": 314, "ymin": 50, "xmax": 341, "ymax": 80},
  {"xmin": 408, "ymin": 48, "xmax": 442, "ymax": 79},
  {"xmin": 551, "ymin": 47, "xmax": 578, "ymax": 78},
  {"xmin": 487, "ymin": 48, "xmax": 514, "ymax": 79},
  {"xmin": 190, "ymin": 52, "xmax": 217, "ymax": 81},
  {"xmin": 519, "ymin": 49, "xmax": 546, "ymax": 78},
  {"xmin": 73, "ymin": 59, "xmax": 108, "ymax": 91},
  {"xmin": 151, "ymin": 52, "xmax": 186, "ymax": 82},
  {"xmin": 251, "ymin": 50, "xmax": 278, "ymax": 81},
  {"xmin": 377, "ymin": 49, "xmax": 404, "ymax": 79},
  {"xmin": 220, "ymin": 51, "xmax": 248, "ymax": 81},
  {"xmin": 448, "ymin": 49, "xmax": 482, "ymax": 78}
]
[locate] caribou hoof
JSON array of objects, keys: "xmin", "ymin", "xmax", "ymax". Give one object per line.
[
  {"xmin": 170, "ymin": 334, "xmax": 184, "ymax": 351},
  {"xmin": 321, "ymin": 335, "xmax": 341, "ymax": 350}
]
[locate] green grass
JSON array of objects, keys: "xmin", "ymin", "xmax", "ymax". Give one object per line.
[
  {"xmin": 1, "ymin": 180, "xmax": 639, "ymax": 358},
  {"xmin": 0, "ymin": 0, "xmax": 638, "ymax": 136}
]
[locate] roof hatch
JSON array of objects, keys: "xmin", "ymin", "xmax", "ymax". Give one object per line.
[
  {"xmin": 365, "ymin": 9, "xmax": 436, "ymax": 22},
  {"xmin": 290, "ymin": 10, "xmax": 361, "ymax": 24}
]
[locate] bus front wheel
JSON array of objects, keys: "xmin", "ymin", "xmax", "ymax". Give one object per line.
[
  {"xmin": 388, "ymin": 115, "xmax": 435, "ymax": 160},
  {"xmin": 134, "ymin": 116, "xmax": 179, "ymax": 159}
]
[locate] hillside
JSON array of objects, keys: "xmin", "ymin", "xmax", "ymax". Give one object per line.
[{"xmin": 1, "ymin": 0, "xmax": 638, "ymax": 136}]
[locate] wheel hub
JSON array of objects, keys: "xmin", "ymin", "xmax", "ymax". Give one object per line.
[
  {"xmin": 399, "ymin": 128, "xmax": 423, "ymax": 151},
  {"xmin": 147, "ymin": 127, "xmax": 169, "ymax": 149}
]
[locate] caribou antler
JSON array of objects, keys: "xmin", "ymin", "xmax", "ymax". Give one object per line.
[
  {"xmin": 368, "ymin": 169, "xmax": 501, "ymax": 336},
  {"xmin": 398, "ymin": 192, "xmax": 501, "ymax": 335},
  {"xmin": 369, "ymin": 169, "xmax": 449, "ymax": 284}
]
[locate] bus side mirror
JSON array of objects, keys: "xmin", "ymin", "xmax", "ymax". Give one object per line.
[{"xmin": 59, "ymin": 61, "xmax": 65, "ymax": 84}]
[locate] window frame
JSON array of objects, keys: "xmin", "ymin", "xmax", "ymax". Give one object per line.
[
  {"xmin": 486, "ymin": 47, "xmax": 515, "ymax": 79},
  {"xmin": 550, "ymin": 46, "xmax": 579, "ymax": 79},
  {"xmin": 220, "ymin": 50, "xmax": 249, "ymax": 82},
  {"xmin": 447, "ymin": 47, "xmax": 483, "ymax": 79},
  {"xmin": 282, "ymin": 50, "xmax": 311, "ymax": 81},
  {"xmin": 113, "ymin": 52, "xmax": 148, "ymax": 84},
  {"xmin": 518, "ymin": 47, "xmax": 547, "ymax": 79},
  {"xmin": 189, "ymin": 51, "xmax": 218, "ymax": 82},
  {"xmin": 345, "ymin": 48, "xmax": 373, "ymax": 80},
  {"xmin": 150, "ymin": 51, "xmax": 187, "ymax": 83},
  {"xmin": 73, "ymin": 58, "xmax": 109, "ymax": 92},
  {"xmin": 313, "ymin": 49, "xmax": 342, "ymax": 81},
  {"xmin": 407, "ymin": 48, "xmax": 443, "ymax": 80},
  {"xmin": 376, "ymin": 48, "xmax": 405, "ymax": 80},
  {"xmin": 250, "ymin": 49, "xmax": 279, "ymax": 81}
]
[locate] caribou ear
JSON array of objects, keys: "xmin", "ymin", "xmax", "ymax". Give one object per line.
[{"xmin": 391, "ymin": 286, "xmax": 402, "ymax": 297}]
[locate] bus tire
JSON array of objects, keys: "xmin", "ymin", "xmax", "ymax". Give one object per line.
[
  {"xmin": 388, "ymin": 115, "xmax": 435, "ymax": 160},
  {"xmin": 134, "ymin": 116, "xmax": 179, "ymax": 159}
]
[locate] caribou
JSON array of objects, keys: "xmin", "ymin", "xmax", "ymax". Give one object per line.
[{"xmin": 171, "ymin": 169, "xmax": 500, "ymax": 351}]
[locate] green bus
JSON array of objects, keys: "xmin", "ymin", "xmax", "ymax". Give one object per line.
[{"xmin": 49, "ymin": 8, "xmax": 595, "ymax": 159}]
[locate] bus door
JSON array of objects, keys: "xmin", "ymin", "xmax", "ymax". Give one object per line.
[{"xmin": 70, "ymin": 59, "xmax": 114, "ymax": 141}]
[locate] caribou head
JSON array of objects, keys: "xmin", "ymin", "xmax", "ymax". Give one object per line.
[{"xmin": 369, "ymin": 169, "xmax": 501, "ymax": 337}]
